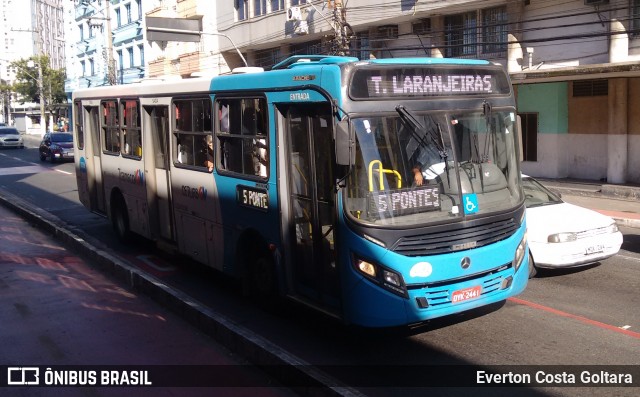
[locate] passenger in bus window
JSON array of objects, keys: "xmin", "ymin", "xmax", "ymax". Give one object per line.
[{"xmin": 204, "ymin": 135, "xmax": 214, "ymax": 172}]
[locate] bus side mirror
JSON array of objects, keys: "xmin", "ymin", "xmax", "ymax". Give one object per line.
[{"xmin": 335, "ymin": 119, "xmax": 354, "ymax": 166}]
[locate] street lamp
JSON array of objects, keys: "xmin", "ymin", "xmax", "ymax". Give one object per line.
[{"xmin": 27, "ymin": 60, "xmax": 46, "ymax": 136}]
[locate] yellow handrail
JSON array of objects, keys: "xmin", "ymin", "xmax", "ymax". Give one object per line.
[{"xmin": 368, "ymin": 160, "xmax": 402, "ymax": 191}]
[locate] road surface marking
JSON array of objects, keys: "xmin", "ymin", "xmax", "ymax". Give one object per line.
[
  {"xmin": 0, "ymin": 165, "xmax": 51, "ymax": 176},
  {"xmin": 508, "ymin": 297, "xmax": 640, "ymax": 339}
]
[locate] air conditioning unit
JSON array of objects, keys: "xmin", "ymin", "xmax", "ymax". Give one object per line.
[
  {"xmin": 294, "ymin": 20, "xmax": 309, "ymax": 35},
  {"xmin": 584, "ymin": 0, "xmax": 608, "ymax": 5},
  {"xmin": 287, "ymin": 6, "xmax": 303, "ymax": 21}
]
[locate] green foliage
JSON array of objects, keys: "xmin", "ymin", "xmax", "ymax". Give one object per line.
[{"xmin": 10, "ymin": 55, "xmax": 66, "ymax": 106}]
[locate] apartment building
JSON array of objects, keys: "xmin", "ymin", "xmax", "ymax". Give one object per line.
[
  {"xmin": 64, "ymin": 0, "xmax": 640, "ymax": 183},
  {"xmin": 1, "ymin": 0, "xmax": 65, "ymax": 127}
]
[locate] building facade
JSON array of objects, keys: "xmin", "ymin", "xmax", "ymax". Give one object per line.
[
  {"xmin": 1, "ymin": 0, "xmax": 65, "ymax": 127},
  {"xmin": 63, "ymin": 0, "xmax": 640, "ymax": 183}
]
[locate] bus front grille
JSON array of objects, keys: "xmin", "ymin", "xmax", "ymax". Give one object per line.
[{"xmin": 392, "ymin": 218, "xmax": 519, "ymax": 257}]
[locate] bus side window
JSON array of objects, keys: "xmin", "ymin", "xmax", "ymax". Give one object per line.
[{"xmin": 216, "ymin": 98, "xmax": 268, "ymax": 179}]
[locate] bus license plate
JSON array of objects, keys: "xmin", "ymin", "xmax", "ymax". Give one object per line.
[
  {"xmin": 451, "ymin": 286, "xmax": 482, "ymax": 304},
  {"xmin": 585, "ymin": 244, "xmax": 604, "ymax": 255}
]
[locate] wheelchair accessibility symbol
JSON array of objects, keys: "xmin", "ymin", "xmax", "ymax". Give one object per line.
[{"xmin": 463, "ymin": 193, "xmax": 479, "ymax": 215}]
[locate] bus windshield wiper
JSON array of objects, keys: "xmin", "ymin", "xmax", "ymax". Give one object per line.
[
  {"xmin": 396, "ymin": 105, "xmax": 446, "ymax": 156},
  {"xmin": 396, "ymin": 105, "xmax": 450, "ymax": 185}
]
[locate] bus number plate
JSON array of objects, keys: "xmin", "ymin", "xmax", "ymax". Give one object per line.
[{"xmin": 451, "ymin": 286, "xmax": 482, "ymax": 304}]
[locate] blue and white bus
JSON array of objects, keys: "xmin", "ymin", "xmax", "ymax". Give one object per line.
[{"xmin": 72, "ymin": 55, "xmax": 528, "ymax": 327}]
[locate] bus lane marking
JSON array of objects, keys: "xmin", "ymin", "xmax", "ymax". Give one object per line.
[{"xmin": 508, "ymin": 297, "xmax": 640, "ymax": 340}]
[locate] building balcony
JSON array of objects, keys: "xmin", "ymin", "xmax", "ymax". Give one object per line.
[
  {"xmin": 148, "ymin": 58, "xmax": 166, "ymax": 77},
  {"xmin": 178, "ymin": 51, "xmax": 204, "ymax": 76}
]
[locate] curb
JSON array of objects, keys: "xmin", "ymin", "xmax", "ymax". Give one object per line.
[{"xmin": 0, "ymin": 188, "xmax": 363, "ymax": 397}]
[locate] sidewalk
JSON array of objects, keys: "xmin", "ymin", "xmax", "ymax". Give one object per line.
[
  {"xmin": 534, "ymin": 177, "xmax": 640, "ymax": 229},
  {"xmin": 0, "ymin": 203, "xmax": 299, "ymax": 397}
]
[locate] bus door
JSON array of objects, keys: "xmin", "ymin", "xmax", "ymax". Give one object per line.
[
  {"xmin": 143, "ymin": 105, "xmax": 175, "ymax": 241},
  {"xmin": 86, "ymin": 105, "xmax": 106, "ymax": 214},
  {"xmin": 284, "ymin": 104, "xmax": 340, "ymax": 307}
]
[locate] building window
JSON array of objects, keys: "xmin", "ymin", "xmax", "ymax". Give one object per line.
[
  {"xmin": 126, "ymin": 4, "xmax": 132, "ymax": 24},
  {"xmin": 254, "ymin": 0, "xmax": 267, "ymax": 16},
  {"xmin": 573, "ymin": 80, "xmax": 608, "ymax": 97},
  {"xmin": 270, "ymin": 0, "xmax": 284, "ymax": 12},
  {"xmin": 90, "ymin": 58, "xmax": 95, "ymax": 76},
  {"xmin": 128, "ymin": 47, "xmax": 134, "ymax": 68},
  {"xmin": 117, "ymin": 50, "xmax": 124, "ymax": 72},
  {"xmin": 236, "ymin": 0, "xmax": 248, "ymax": 21},
  {"xmin": 79, "ymin": 24, "xmax": 84, "ymax": 41},
  {"xmin": 633, "ymin": 0, "xmax": 640, "ymax": 34},
  {"xmin": 87, "ymin": 21, "xmax": 94, "ymax": 38},
  {"xmin": 136, "ymin": 0, "xmax": 142, "ymax": 20},
  {"xmin": 116, "ymin": 8, "xmax": 121, "ymax": 27},
  {"xmin": 350, "ymin": 32, "xmax": 370, "ymax": 60},
  {"xmin": 255, "ymin": 47, "xmax": 282, "ymax": 69},
  {"xmin": 519, "ymin": 113, "xmax": 538, "ymax": 162},
  {"xmin": 482, "ymin": 6, "xmax": 507, "ymax": 54},
  {"xmin": 80, "ymin": 60, "xmax": 86, "ymax": 76},
  {"xmin": 444, "ymin": 12, "xmax": 477, "ymax": 57},
  {"xmin": 138, "ymin": 45, "xmax": 145, "ymax": 66}
]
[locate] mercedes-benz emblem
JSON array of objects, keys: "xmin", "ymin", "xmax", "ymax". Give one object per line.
[{"xmin": 460, "ymin": 257, "xmax": 471, "ymax": 270}]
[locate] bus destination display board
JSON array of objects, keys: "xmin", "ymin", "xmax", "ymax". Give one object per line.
[
  {"xmin": 368, "ymin": 186, "xmax": 440, "ymax": 218},
  {"xmin": 350, "ymin": 67, "xmax": 511, "ymax": 99}
]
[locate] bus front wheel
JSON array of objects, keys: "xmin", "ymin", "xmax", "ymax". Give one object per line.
[{"xmin": 243, "ymin": 245, "xmax": 278, "ymax": 303}]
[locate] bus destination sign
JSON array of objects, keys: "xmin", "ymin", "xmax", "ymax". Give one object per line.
[
  {"xmin": 237, "ymin": 185, "xmax": 269, "ymax": 211},
  {"xmin": 368, "ymin": 186, "xmax": 440, "ymax": 218},
  {"xmin": 350, "ymin": 67, "xmax": 511, "ymax": 99}
]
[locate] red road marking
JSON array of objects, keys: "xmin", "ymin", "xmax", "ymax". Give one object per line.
[{"xmin": 508, "ymin": 297, "xmax": 640, "ymax": 339}]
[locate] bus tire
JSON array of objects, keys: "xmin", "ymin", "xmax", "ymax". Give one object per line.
[
  {"xmin": 111, "ymin": 195, "xmax": 131, "ymax": 242},
  {"xmin": 243, "ymin": 245, "xmax": 278, "ymax": 302},
  {"xmin": 528, "ymin": 252, "xmax": 537, "ymax": 278}
]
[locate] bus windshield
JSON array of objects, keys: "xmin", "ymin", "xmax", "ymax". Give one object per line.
[{"xmin": 345, "ymin": 109, "xmax": 522, "ymax": 226}]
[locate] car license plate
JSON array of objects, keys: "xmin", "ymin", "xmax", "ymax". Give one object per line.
[
  {"xmin": 451, "ymin": 286, "xmax": 482, "ymax": 303},
  {"xmin": 585, "ymin": 244, "xmax": 604, "ymax": 255}
]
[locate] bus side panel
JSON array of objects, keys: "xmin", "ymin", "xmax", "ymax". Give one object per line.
[{"xmin": 169, "ymin": 166, "xmax": 223, "ymax": 269}]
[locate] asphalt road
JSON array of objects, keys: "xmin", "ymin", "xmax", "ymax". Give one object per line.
[{"xmin": 1, "ymin": 141, "xmax": 639, "ymax": 397}]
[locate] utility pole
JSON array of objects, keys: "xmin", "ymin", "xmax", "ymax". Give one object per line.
[
  {"xmin": 105, "ymin": 0, "xmax": 116, "ymax": 85},
  {"xmin": 330, "ymin": 0, "xmax": 351, "ymax": 56},
  {"xmin": 28, "ymin": 60, "xmax": 46, "ymax": 136}
]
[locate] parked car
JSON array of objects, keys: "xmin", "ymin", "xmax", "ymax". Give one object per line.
[
  {"xmin": 39, "ymin": 132, "xmax": 74, "ymax": 162},
  {"xmin": 523, "ymin": 175, "xmax": 623, "ymax": 278},
  {"xmin": 0, "ymin": 127, "xmax": 25, "ymax": 149}
]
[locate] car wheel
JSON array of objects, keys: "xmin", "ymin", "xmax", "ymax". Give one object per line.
[{"xmin": 528, "ymin": 252, "xmax": 537, "ymax": 278}]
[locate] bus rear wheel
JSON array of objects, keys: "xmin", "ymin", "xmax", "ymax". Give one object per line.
[{"xmin": 111, "ymin": 196, "xmax": 131, "ymax": 242}]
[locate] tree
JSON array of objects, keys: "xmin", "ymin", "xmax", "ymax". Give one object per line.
[{"xmin": 11, "ymin": 55, "xmax": 66, "ymax": 110}]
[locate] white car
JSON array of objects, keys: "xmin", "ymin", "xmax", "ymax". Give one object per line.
[
  {"xmin": 523, "ymin": 175, "xmax": 623, "ymax": 277},
  {"xmin": 0, "ymin": 127, "xmax": 24, "ymax": 149}
]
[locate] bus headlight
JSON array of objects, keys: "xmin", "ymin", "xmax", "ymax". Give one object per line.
[
  {"xmin": 354, "ymin": 256, "xmax": 408, "ymax": 298},
  {"xmin": 513, "ymin": 232, "xmax": 527, "ymax": 272}
]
